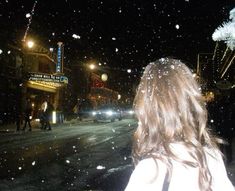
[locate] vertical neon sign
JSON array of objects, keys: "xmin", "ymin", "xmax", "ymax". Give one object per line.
[{"xmin": 56, "ymin": 42, "xmax": 64, "ymax": 73}]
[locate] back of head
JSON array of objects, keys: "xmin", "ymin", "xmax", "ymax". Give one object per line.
[{"xmin": 133, "ymin": 58, "xmax": 217, "ymax": 162}]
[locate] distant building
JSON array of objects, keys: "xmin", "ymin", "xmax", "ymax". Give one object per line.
[
  {"xmin": 89, "ymin": 73, "xmax": 119, "ymax": 108},
  {"xmin": 0, "ymin": 42, "xmax": 69, "ymax": 124}
]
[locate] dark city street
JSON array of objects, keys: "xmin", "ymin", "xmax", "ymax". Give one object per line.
[{"xmin": 0, "ymin": 119, "xmax": 136, "ymax": 190}]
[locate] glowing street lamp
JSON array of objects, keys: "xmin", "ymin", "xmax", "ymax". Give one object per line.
[
  {"xmin": 27, "ymin": 40, "xmax": 34, "ymax": 49},
  {"xmin": 88, "ymin": 63, "xmax": 96, "ymax": 70},
  {"xmin": 85, "ymin": 62, "xmax": 96, "ymax": 97}
]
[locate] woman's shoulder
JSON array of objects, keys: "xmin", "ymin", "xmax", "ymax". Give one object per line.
[
  {"xmin": 125, "ymin": 158, "xmax": 168, "ymax": 191},
  {"xmin": 136, "ymin": 157, "xmax": 167, "ymax": 170},
  {"xmin": 130, "ymin": 158, "xmax": 167, "ymax": 183},
  {"xmin": 203, "ymin": 147, "xmax": 222, "ymax": 161}
]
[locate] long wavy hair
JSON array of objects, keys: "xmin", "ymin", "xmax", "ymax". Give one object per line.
[{"xmin": 132, "ymin": 58, "xmax": 219, "ymax": 191}]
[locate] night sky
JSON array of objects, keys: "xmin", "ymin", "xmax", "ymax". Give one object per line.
[{"xmin": 0, "ymin": 0, "xmax": 234, "ymax": 91}]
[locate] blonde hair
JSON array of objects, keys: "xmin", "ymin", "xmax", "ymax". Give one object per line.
[{"xmin": 133, "ymin": 58, "xmax": 219, "ymax": 191}]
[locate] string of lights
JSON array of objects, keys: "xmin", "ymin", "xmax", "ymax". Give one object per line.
[{"xmin": 22, "ymin": 0, "xmax": 38, "ymax": 42}]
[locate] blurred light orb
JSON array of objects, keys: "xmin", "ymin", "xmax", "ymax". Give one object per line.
[
  {"xmin": 27, "ymin": 40, "xmax": 34, "ymax": 48},
  {"xmin": 72, "ymin": 34, "xmax": 81, "ymax": 39},
  {"xmin": 89, "ymin": 63, "xmax": 96, "ymax": 70},
  {"xmin": 127, "ymin": 69, "xmax": 132, "ymax": 73},
  {"xmin": 175, "ymin": 24, "xmax": 180, "ymax": 29},
  {"xmin": 101, "ymin": 73, "xmax": 108, "ymax": 81},
  {"xmin": 26, "ymin": 13, "xmax": 31, "ymax": 18},
  {"xmin": 0, "ymin": 49, "xmax": 3, "ymax": 54}
]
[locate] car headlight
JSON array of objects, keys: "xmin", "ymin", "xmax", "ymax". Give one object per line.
[
  {"xmin": 92, "ymin": 111, "xmax": 97, "ymax": 116},
  {"xmin": 105, "ymin": 110, "xmax": 113, "ymax": 116},
  {"xmin": 128, "ymin": 110, "xmax": 134, "ymax": 115}
]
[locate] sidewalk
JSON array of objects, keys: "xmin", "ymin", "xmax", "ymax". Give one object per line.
[
  {"xmin": 0, "ymin": 119, "xmax": 68, "ymax": 133},
  {"xmin": 0, "ymin": 120, "xmax": 42, "ymax": 133},
  {"xmin": 0, "ymin": 117, "xmax": 93, "ymax": 133}
]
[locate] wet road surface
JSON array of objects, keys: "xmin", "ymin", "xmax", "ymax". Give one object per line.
[{"xmin": 0, "ymin": 119, "xmax": 137, "ymax": 191}]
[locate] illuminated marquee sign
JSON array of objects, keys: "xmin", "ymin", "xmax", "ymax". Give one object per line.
[
  {"xmin": 56, "ymin": 42, "xmax": 64, "ymax": 73},
  {"xmin": 29, "ymin": 73, "xmax": 68, "ymax": 84}
]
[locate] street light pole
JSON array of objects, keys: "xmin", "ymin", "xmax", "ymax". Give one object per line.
[{"xmin": 85, "ymin": 63, "xmax": 97, "ymax": 99}]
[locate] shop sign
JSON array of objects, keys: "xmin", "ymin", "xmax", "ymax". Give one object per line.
[
  {"xmin": 29, "ymin": 73, "xmax": 68, "ymax": 84},
  {"xmin": 56, "ymin": 42, "xmax": 64, "ymax": 73}
]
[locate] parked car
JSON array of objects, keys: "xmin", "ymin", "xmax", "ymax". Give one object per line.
[
  {"xmin": 92, "ymin": 105, "xmax": 123, "ymax": 122},
  {"xmin": 122, "ymin": 108, "xmax": 135, "ymax": 118},
  {"xmin": 120, "ymin": 105, "xmax": 135, "ymax": 119}
]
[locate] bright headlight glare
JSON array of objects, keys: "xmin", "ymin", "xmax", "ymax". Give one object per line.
[
  {"xmin": 92, "ymin": 111, "xmax": 97, "ymax": 116},
  {"xmin": 106, "ymin": 110, "xmax": 113, "ymax": 116},
  {"xmin": 128, "ymin": 110, "xmax": 134, "ymax": 114}
]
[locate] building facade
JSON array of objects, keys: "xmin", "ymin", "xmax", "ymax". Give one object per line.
[{"xmin": 0, "ymin": 42, "xmax": 69, "ymax": 124}]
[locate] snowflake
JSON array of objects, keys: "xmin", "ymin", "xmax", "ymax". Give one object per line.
[
  {"xmin": 26, "ymin": 13, "xmax": 31, "ymax": 18},
  {"xmin": 96, "ymin": 165, "xmax": 106, "ymax": 170},
  {"xmin": 72, "ymin": 34, "xmax": 81, "ymax": 39}
]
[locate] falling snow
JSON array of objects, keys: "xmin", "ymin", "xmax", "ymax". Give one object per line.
[
  {"xmin": 72, "ymin": 34, "xmax": 81, "ymax": 39},
  {"xmin": 26, "ymin": 13, "xmax": 31, "ymax": 18},
  {"xmin": 96, "ymin": 165, "xmax": 106, "ymax": 170},
  {"xmin": 175, "ymin": 24, "xmax": 180, "ymax": 29},
  {"xmin": 0, "ymin": 1, "xmax": 234, "ymax": 190}
]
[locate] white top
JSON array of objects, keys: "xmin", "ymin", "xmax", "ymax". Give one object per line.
[{"xmin": 125, "ymin": 144, "xmax": 235, "ymax": 191}]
